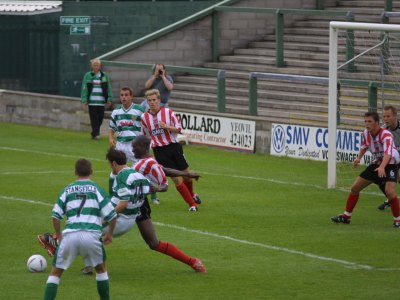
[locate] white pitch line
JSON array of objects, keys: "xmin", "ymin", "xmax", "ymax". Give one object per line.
[
  {"xmin": 0, "ymin": 170, "xmax": 109, "ymax": 175},
  {"xmin": 0, "ymin": 195, "xmax": 53, "ymax": 207},
  {"xmin": 0, "ymin": 194, "xmax": 397, "ymax": 271},
  {"xmin": 0, "ymin": 146, "xmax": 103, "ymax": 162},
  {"xmin": 0, "ymin": 146, "xmax": 382, "ymax": 196},
  {"xmin": 199, "ymin": 171, "xmax": 382, "ymax": 196}
]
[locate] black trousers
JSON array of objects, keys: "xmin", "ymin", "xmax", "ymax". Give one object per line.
[{"xmin": 88, "ymin": 105, "xmax": 105, "ymax": 138}]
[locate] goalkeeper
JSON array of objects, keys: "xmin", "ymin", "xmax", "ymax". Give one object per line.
[{"xmin": 377, "ymin": 105, "xmax": 400, "ymax": 210}]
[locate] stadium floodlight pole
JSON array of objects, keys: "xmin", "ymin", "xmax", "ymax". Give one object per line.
[{"xmin": 328, "ymin": 21, "xmax": 400, "ymax": 189}]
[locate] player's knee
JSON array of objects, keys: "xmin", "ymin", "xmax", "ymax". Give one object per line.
[
  {"xmin": 94, "ymin": 263, "xmax": 106, "ymax": 274},
  {"xmin": 147, "ymin": 240, "xmax": 159, "ymax": 250},
  {"xmin": 350, "ymin": 187, "xmax": 360, "ymax": 195},
  {"xmin": 386, "ymin": 190, "xmax": 397, "ymax": 200}
]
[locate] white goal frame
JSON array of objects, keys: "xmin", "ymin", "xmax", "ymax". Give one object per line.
[{"xmin": 328, "ymin": 21, "xmax": 400, "ymax": 188}]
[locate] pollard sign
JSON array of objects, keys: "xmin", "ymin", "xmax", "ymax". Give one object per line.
[
  {"xmin": 271, "ymin": 123, "xmax": 373, "ymax": 165},
  {"xmin": 175, "ymin": 112, "xmax": 255, "ymax": 152}
]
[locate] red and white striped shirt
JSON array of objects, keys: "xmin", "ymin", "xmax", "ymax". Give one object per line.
[
  {"xmin": 133, "ymin": 156, "xmax": 168, "ymax": 189},
  {"xmin": 361, "ymin": 127, "xmax": 400, "ymax": 164},
  {"xmin": 141, "ymin": 108, "xmax": 182, "ymax": 148}
]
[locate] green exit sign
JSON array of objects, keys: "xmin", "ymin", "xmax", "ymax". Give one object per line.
[
  {"xmin": 60, "ymin": 16, "xmax": 91, "ymax": 25},
  {"xmin": 70, "ymin": 26, "xmax": 91, "ymax": 35}
]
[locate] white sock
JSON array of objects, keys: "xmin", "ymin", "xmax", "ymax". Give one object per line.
[
  {"xmin": 96, "ymin": 271, "xmax": 109, "ymax": 281},
  {"xmin": 46, "ymin": 275, "xmax": 60, "ymax": 285}
]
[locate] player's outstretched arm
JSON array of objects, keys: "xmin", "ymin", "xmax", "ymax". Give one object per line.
[
  {"xmin": 162, "ymin": 167, "xmax": 200, "ymax": 181},
  {"xmin": 149, "ymin": 184, "xmax": 168, "ymax": 193}
]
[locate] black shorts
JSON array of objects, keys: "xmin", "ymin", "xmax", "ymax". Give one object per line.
[
  {"xmin": 136, "ymin": 198, "xmax": 151, "ymax": 222},
  {"xmin": 360, "ymin": 164, "xmax": 398, "ymax": 185},
  {"xmin": 153, "ymin": 142, "xmax": 189, "ymax": 171}
]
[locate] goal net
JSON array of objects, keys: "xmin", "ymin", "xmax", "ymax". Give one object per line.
[{"xmin": 329, "ymin": 21, "xmax": 400, "ymax": 189}]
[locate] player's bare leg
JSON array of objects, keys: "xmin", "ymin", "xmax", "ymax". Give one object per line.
[
  {"xmin": 332, "ymin": 176, "xmax": 371, "ymax": 224},
  {"xmin": 137, "ymin": 219, "xmax": 206, "ymax": 272},
  {"xmin": 384, "ymin": 181, "xmax": 400, "ymax": 227}
]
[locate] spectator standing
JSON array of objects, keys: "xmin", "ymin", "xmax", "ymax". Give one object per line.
[
  {"xmin": 81, "ymin": 59, "xmax": 113, "ymax": 140},
  {"xmin": 142, "ymin": 64, "xmax": 173, "ymax": 110}
]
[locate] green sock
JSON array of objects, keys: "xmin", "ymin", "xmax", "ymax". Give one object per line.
[
  {"xmin": 43, "ymin": 283, "xmax": 58, "ymax": 300},
  {"xmin": 151, "ymin": 192, "xmax": 157, "ymax": 200},
  {"xmin": 97, "ymin": 280, "xmax": 110, "ymax": 300}
]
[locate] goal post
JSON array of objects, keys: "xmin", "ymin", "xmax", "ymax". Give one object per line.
[{"xmin": 328, "ymin": 21, "xmax": 400, "ymax": 188}]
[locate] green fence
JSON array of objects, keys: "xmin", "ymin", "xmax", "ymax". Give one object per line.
[
  {"xmin": 101, "ymin": 60, "xmax": 226, "ymax": 112},
  {"xmin": 248, "ymin": 72, "xmax": 398, "ymax": 117}
]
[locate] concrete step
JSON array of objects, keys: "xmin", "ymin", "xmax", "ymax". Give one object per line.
[
  {"xmin": 204, "ymin": 61, "xmax": 330, "ymax": 76},
  {"xmin": 284, "ymin": 27, "xmax": 329, "ymax": 36},
  {"xmin": 174, "ymin": 76, "xmax": 328, "ymax": 94},
  {"xmin": 232, "ymin": 49, "xmax": 332, "ymax": 60},
  {"xmin": 336, "ymin": 1, "xmax": 388, "ymax": 8}
]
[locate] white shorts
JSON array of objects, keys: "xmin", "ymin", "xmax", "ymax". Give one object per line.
[
  {"xmin": 103, "ymin": 214, "xmax": 138, "ymax": 237},
  {"xmin": 55, "ymin": 231, "xmax": 104, "ymax": 269},
  {"xmin": 116, "ymin": 141, "xmax": 136, "ymax": 164}
]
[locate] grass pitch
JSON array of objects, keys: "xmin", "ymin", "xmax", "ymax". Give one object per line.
[{"xmin": 0, "ymin": 122, "xmax": 399, "ymax": 299}]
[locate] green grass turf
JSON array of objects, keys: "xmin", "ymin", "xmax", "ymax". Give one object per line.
[{"xmin": 1, "ymin": 122, "xmax": 399, "ymax": 299}]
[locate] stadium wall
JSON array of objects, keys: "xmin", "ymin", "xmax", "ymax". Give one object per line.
[
  {"xmin": 0, "ymin": 90, "xmax": 270, "ymax": 153},
  {"xmin": 102, "ymin": 0, "xmax": 317, "ymax": 98},
  {"xmin": 0, "ymin": 90, "xmax": 90, "ymax": 132}
]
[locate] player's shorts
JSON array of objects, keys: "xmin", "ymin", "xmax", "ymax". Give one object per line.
[
  {"xmin": 116, "ymin": 141, "xmax": 136, "ymax": 164},
  {"xmin": 54, "ymin": 231, "xmax": 105, "ymax": 269},
  {"xmin": 360, "ymin": 163, "xmax": 398, "ymax": 185},
  {"xmin": 103, "ymin": 213, "xmax": 138, "ymax": 237},
  {"xmin": 153, "ymin": 142, "xmax": 189, "ymax": 171},
  {"xmin": 136, "ymin": 197, "xmax": 152, "ymax": 222}
]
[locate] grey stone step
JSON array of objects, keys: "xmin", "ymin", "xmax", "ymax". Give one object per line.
[
  {"xmin": 247, "ymin": 42, "xmax": 330, "ymax": 52},
  {"xmin": 336, "ymin": 1, "xmax": 388, "ymax": 8},
  {"xmin": 255, "ymin": 100, "xmax": 328, "ymax": 113},
  {"xmin": 204, "ymin": 61, "xmax": 330, "ymax": 77},
  {"xmin": 284, "ymin": 27, "xmax": 330, "ymax": 36},
  {"xmin": 171, "ymin": 90, "xmax": 216, "ymax": 103},
  {"xmin": 217, "ymin": 57, "xmax": 384, "ymax": 72},
  {"xmin": 174, "ymin": 76, "xmax": 328, "ymax": 94},
  {"xmin": 233, "ymin": 49, "xmax": 332, "ymax": 60},
  {"xmin": 263, "ymin": 34, "xmax": 329, "ymax": 44},
  {"xmin": 173, "ymin": 86, "xmax": 326, "ymax": 106}
]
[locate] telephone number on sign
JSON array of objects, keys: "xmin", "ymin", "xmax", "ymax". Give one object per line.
[{"xmin": 230, "ymin": 133, "xmax": 252, "ymax": 148}]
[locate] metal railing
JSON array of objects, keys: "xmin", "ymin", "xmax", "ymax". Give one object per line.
[
  {"xmin": 340, "ymin": 79, "xmax": 398, "ymax": 112},
  {"xmin": 213, "ymin": 6, "xmax": 354, "ymax": 69},
  {"xmin": 248, "ymin": 72, "xmax": 398, "ymax": 117},
  {"xmin": 317, "ymin": 0, "xmax": 393, "ymax": 11},
  {"xmin": 101, "ymin": 60, "xmax": 226, "ymax": 112}
]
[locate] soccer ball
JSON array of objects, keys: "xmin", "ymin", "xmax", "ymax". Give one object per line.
[{"xmin": 27, "ymin": 254, "xmax": 47, "ymax": 272}]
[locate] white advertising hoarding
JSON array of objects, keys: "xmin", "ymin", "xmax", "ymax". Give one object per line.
[
  {"xmin": 270, "ymin": 123, "xmax": 373, "ymax": 164},
  {"xmin": 175, "ymin": 112, "xmax": 256, "ymax": 152}
]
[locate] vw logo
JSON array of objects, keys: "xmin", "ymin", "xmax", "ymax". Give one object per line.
[{"xmin": 272, "ymin": 125, "xmax": 285, "ymax": 153}]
